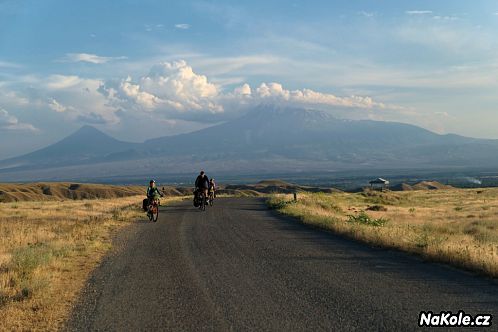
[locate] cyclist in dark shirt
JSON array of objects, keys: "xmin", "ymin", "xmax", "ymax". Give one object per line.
[{"xmin": 195, "ymin": 171, "xmax": 210, "ymax": 206}]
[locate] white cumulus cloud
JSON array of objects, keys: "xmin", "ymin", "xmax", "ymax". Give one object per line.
[
  {"xmin": 228, "ymin": 82, "xmax": 399, "ymax": 112},
  {"xmin": 233, "ymin": 83, "xmax": 252, "ymax": 96},
  {"xmin": 5, "ymin": 60, "xmax": 408, "ymax": 130},
  {"xmin": 100, "ymin": 60, "xmax": 223, "ymax": 118},
  {"xmin": 48, "ymin": 98, "xmax": 69, "ymax": 113},
  {"xmin": 0, "ymin": 109, "xmax": 37, "ymax": 131},
  {"xmin": 43, "ymin": 75, "xmax": 121, "ymax": 124},
  {"xmin": 97, "ymin": 60, "xmax": 405, "ymax": 123}
]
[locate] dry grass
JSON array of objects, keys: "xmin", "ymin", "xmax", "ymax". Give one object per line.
[
  {"xmin": 0, "ymin": 182, "xmax": 146, "ymax": 203},
  {"xmin": 268, "ymin": 188, "xmax": 498, "ymax": 277},
  {"xmin": 0, "ymin": 195, "xmax": 178, "ymax": 331}
]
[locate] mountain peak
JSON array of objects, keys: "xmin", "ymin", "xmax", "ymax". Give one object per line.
[
  {"xmin": 80, "ymin": 124, "xmax": 99, "ymax": 130},
  {"xmin": 243, "ymin": 105, "xmax": 337, "ymax": 130},
  {"xmin": 60, "ymin": 125, "xmax": 131, "ymax": 147},
  {"xmin": 73, "ymin": 125, "xmax": 106, "ymax": 136},
  {"xmin": 1, "ymin": 124, "xmax": 136, "ymax": 165}
]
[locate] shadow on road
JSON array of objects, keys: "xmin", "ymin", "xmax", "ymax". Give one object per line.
[{"xmin": 264, "ymin": 202, "xmax": 498, "ymax": 291}]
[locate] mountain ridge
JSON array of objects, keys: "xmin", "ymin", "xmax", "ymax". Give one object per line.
[{"xmin": 1, "ymin": 105, "xmax": 498, "ymax": 180}]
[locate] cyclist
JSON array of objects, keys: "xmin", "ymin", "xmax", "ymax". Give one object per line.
[
  {"xmin": 146, "ymin": 180, "xmax": 163, "ymax": 213},
  {"xmin": 209, "ymin": 178, "xmax": 216, "ymax": 199},
  {"xmin": 195, "ymin": 171, "xmax": 210, "ymax": 208}
]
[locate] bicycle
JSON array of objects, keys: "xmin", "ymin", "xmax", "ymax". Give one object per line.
[
  {"xmin": 193, "ymin": 188, "xmax": 208, "ymax": 211},
  {"xmin": 199, "ymin": 190, "xmax": 207, "ymax": 211},
  {"xmin": 208, "ymin": 191, "xmax": 214, "ymax": 206},
  {"xmin": 147, "ymin": 198, "xmax": 160, "ymax": 222}
]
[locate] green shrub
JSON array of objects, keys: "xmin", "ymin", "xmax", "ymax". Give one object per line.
[
  {"xmin": 366, "ymin": 205, "xmax": 387, "ymax": 212},
  {"xmin": 267, "ymin": 199, "xmax": 294, "ymax": 210},
  {"xmin": 266, "ymin": 194, "xmax": 298, "ymax": 210},
  {"xmin": 10, "ymin": 243, "xmax": 53, "ymax": 279},
  {"xmin": 347, "ymin": 212, "xmax": 388, "ymax": 226}
]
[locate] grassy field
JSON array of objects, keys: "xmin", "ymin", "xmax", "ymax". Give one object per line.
[
  {"xmin": 0, "ymin": 195, "xmax": 178, "ymax": 331},
  {"xmin": 268, "ymin": 188, "xmax": 498, "ymax": 277},
  {"xmin": 0, "ymin": 182, "xmax": 194, "ymax": 203}
]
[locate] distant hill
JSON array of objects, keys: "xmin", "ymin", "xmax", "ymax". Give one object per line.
[
  {"xmin": 255, "ymin": 180, "xmax": 294, "ymax": 187},
  {"xmin": 0, "ymin": 182, "xmax": 144, "ymax": 202},
  {"xmin": 0, "ymin": 182, "xmax": 201, "ymax": 202},
  {"xmin": 2, "ymin": 105, "xmax": 498, "ymax": 182},
  {"xmin": 391, "ymin": 181, "xmax": 455, "ymax": 191},
  {"xmin": 225, "ymin": 179, "xmax": 341, "ymax": 194},
  {"xmin": 0, "ymin": 180, "xmax": 339, "ymax": 202}
]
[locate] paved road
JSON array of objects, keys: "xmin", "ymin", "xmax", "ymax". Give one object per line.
[{"xmin": 67, "ymin": 198, "xmax": 498, "ymax": 331}]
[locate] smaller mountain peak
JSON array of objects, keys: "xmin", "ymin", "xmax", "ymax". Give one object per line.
[
  {"xmin": 76, "ymin": 125, "xmax": 103, "ymax": 134},
  {"xmin": 61, "ymin": 125, "xmax": 115, "ymax": 144},
  {"xmin": 68, "ymin": 125, "xmax": 111, "ymax": 139}
]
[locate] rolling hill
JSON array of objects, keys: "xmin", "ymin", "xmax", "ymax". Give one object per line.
[{"xmin": 0, "ymin": 182, "xmax": 145, "ymax": 202}]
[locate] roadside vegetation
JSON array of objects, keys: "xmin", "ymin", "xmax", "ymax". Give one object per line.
[
  {"xmin": 268, "ymin": 188, "xmax": 498, "ymax": 277},
  {"xmin": 0, "ymin": 196, "xmax": 176, "ymax": 330}
]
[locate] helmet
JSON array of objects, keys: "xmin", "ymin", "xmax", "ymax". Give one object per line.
[
  {"xmin": 149, "ymin": 179, "xmax": 155, "ymax": 184},
  {"xmin": 200, "ymin": 170, "xmax": 205, "ymax": 175}
]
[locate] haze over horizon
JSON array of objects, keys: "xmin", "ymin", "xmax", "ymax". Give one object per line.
[{"xmin": 2, "ymin": 0, "xmax": 498, "ymax": 159}]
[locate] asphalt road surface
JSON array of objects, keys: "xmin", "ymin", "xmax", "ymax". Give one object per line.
[{"xmin": 67, "ymin": 198, "xmax": 498, "ymax": 331}]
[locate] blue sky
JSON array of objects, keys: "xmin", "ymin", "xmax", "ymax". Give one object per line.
[{"xmin": 1, "ymin": 0, "xmax": 498, "ymax": 158}]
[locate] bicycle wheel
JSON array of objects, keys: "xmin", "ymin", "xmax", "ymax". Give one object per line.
[
  {"xmin": 202, "ymin": 193, "xmax": 207, "ymax": 211},
  {"xmin": 152, "ymin": 204, "xmax": 159, "ymax": 222}
]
